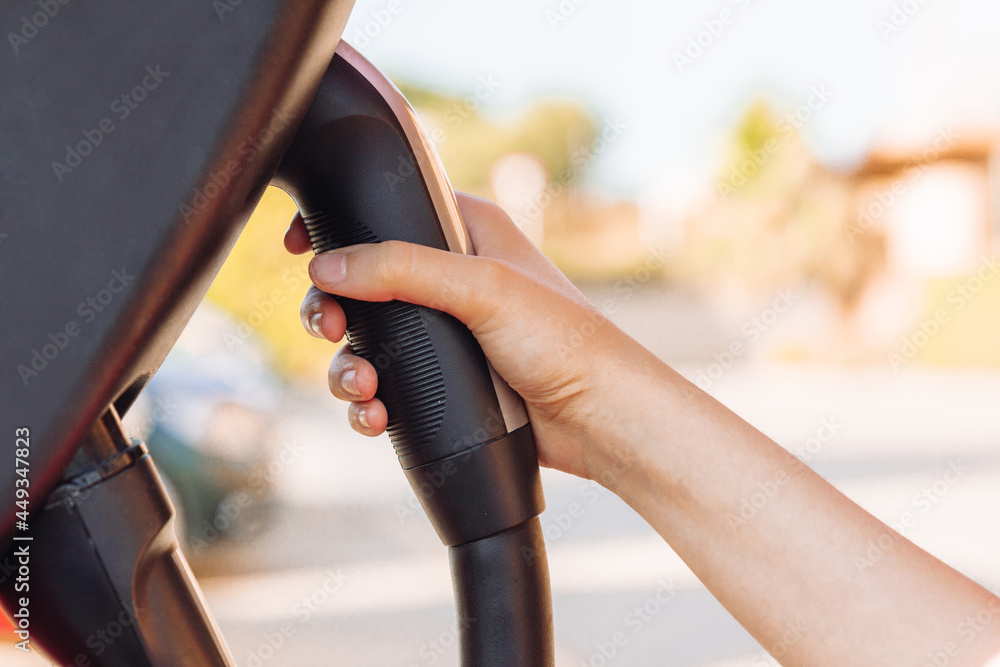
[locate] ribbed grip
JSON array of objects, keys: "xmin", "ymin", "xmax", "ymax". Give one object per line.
[
  {"xmin": 275, "ymin": 53, "xmax": 510, "ymax": 469},
  {"xmin": 304, "ymin": 210, "xmax": 375, "ymax": 253},
  {"xmin": 304, "ymin": 211, "xmax": 447, "ymax": 460}
]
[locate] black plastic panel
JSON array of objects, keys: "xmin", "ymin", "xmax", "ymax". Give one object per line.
[{"xmin": 0, "ymin": 0, "xmax": 355, "ymax": 547}]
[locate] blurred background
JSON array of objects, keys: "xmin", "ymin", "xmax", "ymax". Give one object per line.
[{"xmin": 8, "ymin": 0, "xmax": 1000, "ymax": 664}]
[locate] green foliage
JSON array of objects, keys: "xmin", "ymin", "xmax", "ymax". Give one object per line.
[
  {"xmin": 205, "ymin": 188, "xmax": 337, "ymax": 381},
  {"xmin": 736, "ymin": 100, "xmax": 779, "ymax": 157},
  {"xmin": 396, "ymin": 78, "xmax": 599, "ymax": 191}
]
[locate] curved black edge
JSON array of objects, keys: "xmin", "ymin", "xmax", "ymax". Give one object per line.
[
  {"xmin": 0, "ymin": 0, "xmax": 355, "ymax": 548},
  {"xmin": 449, "ymin": 518, "xmax": 554, "ymax": 666},
  {"xmin": 0, "ymin": 451, "xmax": 232, "ymax": 665},
  {"xmin": 403, "ymin": 425, "xmax": 545, "ymax": 547}
]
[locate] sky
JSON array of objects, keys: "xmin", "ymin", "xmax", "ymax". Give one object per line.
[{"xmin": 344, "ymin": 0, "xmax": 1000, "ymax": 215}]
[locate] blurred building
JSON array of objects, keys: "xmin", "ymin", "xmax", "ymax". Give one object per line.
[
  {"xmin": 849, "ymin": 131, "xmax": 999, "ymax": 276},
  {"xmin": 844, "ymin": 131, "xmax": 1000, "ymax": 361},
  {"xmin": 677, "ymin": 102, "xmax": 1000, "ymax": 365}
]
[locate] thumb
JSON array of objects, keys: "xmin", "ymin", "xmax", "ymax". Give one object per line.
[{"xmin": 308, "ymin": 240, "xmax": 522, "ymax": 334}]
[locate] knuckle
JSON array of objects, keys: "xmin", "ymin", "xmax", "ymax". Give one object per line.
[
  {"xmin": 300, "ymin": 286, "xmax": 327, "ymax": 319},
  {"xmin": 374, "ymin": 241, "xmax": 416, "ymax": 287},
  {"xmin": 329, "ymin": 348, "xmax": 349, "ymax": 372},
  {"xmin": 463, "ymin": 257, "xmax": 512, "ymax": 330},
  {"xmin": 300, "ymin": 286, "xmax": 320, "ymax": 310},
  {"xmin": 331, "ymin": 343, "xmax": 352, "ymax": 361},
  {"xmin": 347, "ymin": 407, "xmax": 361, "ymax": 431},
  {"xmin": 479, "ymin": 256, "xmax": 508, "ymax": 287}
]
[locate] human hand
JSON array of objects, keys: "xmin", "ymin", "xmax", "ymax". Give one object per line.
[{"xmin": 284, "ymin": 193, "xmax": 662, "ymax": 481}]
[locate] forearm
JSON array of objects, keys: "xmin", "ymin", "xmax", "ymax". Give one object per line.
[{"xmin": 597, "ymin": 357, "xmax": 1000, "ymax": 666}]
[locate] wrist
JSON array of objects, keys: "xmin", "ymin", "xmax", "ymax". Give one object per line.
[{"xmin": 569, "ymin": 342, "xmax": 680, "ymax": 498}]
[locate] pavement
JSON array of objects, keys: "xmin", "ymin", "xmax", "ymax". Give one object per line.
[
  {"xmin": 5, "ymin": 283, "xmax": 1000, "ymax": 665},
  {"xmin": 191, "ymin": 364, "xmax": 1000, "ymax": 667}
]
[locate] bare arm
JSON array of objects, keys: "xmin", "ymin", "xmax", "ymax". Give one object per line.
[
  {"xmin": 612, "ymin": 361, "xmax": 1000, "ymax": 665},
  {"xmin": 288, "ymin": 193, "xmax": 1000, "ymax": 666}
]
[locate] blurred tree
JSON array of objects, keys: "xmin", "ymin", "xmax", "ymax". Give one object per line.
[
  {"xmin": 680, "ymin": 99, "xmax": 887, "ymax": 319},
  {"xmin": 397, "ymin": 80, "xmax": 598, "ymax": 191}
]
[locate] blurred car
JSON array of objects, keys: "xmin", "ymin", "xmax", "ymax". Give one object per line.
[{"xmin": 123, "ymin": 303, "xmax": 282, "ymax": 559}]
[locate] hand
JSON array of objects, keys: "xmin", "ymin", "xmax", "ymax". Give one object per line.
[{"xmin": 284, "ymin": 193, "xmax": 661, "ymax": 481}]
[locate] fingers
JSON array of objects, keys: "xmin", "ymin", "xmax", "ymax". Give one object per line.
[
  {"xmin": 328, "ymin": 344, "xmax": 377, "ymax": 401},
  {"xmin": 329, "ymin": 345, "xmax": 388, "ymax": 436},
  {"xmin": 295, "ymin": 255, "xmax": 389, "ymax": 438},
  {"xmin": 455, "ymin": 193, "xmax": 588, "ymax": 305},
  {"xmin": 455, "ymin": 192, "xmax": 535, "ymax": 260},
  {"xmin": 347, "ymin": 400, "xmax": 387, "ymax": 436},
  {"xmin": 284, "ymin": 212, "xmax": 311, "ymax": 255},
  {"xmin": 309, "ymin": 239, "xmax": 515, "ymax": 334},
  {"xmin": 298, "ymin": 193, "xmax": 586, "ymax": 338},
  {"xmin": 304, "ymin": 195, "xmax": 567, "ymax": 335},
  {"xmin": 299, "ymin": 285, "xmax": 347, "ymax": 341}
]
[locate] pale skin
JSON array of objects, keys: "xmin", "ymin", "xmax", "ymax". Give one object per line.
[{"xmin": 285, "ymin": 193, "xmax": 1000, "ymax": 666}]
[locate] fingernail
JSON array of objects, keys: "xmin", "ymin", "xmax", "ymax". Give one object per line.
[
  {"xmin": 312, "ymin": 252, "xmax": 346, "ymax": 285},
  {"xmin": 357, "ymin": 407, "xmax": 370, "ymax": 429},
  {"xmin": 307, "ymin": 312, "xmax": 323, "ymax": 338},
  {"xmin": 341, "ymin": 369, "xmax": 362, "ymax": 399}
]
